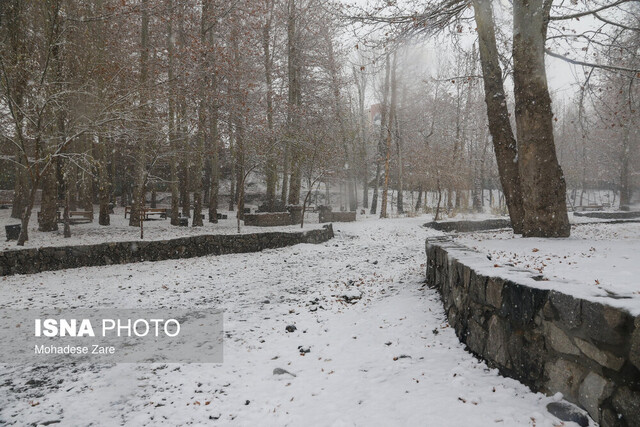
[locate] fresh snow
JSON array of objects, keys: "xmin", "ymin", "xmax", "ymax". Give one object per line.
[
  {"xmin": 455, "ymin": 221, "xmax": 640, "ymax": 315},
  {"xmin": 0, "ymin": 207, "xmax": 325, "ymax": 251},
  {"xmin": 0, "ymin": 216, "xmax": 587, "ymax": 426}
]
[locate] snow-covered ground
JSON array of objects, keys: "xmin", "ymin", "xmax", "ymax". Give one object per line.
[
  {"xmin": 0, "ymin": 216, "xmax": 583, "ymax": 426},
  {"xmin": 455, "ymin": 222, "xmax": 640, "ymax": 315},
  {"xmin": 0, "ymin": 206, "xmax": 328, "ymax": 250}
]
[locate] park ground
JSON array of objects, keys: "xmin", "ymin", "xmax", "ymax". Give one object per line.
[{"xmin": 3, "ymin": 214, "xmax": 638, "ymax": 425}]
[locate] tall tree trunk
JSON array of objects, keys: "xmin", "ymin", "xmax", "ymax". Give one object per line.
[
  {"xmin": 192, "ymin": 0, "xmax": 209, "ymax": 228},
  {"xmin": 167, "ymin": 0, "xmax": 180, "ymax": 225},
  {"xmin": 381, "ymin": 53, "xmax": 397, "ymax": 219},
  {"xmin": 513, "ymin": 0, "xmax": 570, "ymax": 237},
  {"xmin": 286, "ymin": 0, "xmax": 302, "ymax": 206},
  {"xmin": 39, "ymin": 166, "xmax": 59, "ymax": 232},
  {"xmin": 97, "ymin": 136, "xmax": 111, "ymax": 225},
  {"xmin": 40, "ymin": 5, "xmax": 66, "ymax": 232},
  {"xmin": 12, "ymin": 160, "xmax": 27, "ymax": 219},
  {"xmin": 178, "ymin": 11, "xmax": 190, "ymax": 219},
  {"xmin": 263, "ymin": 0, "xmax": 278, "ymax": 211},
  {"xmin": 353, "ymin": 66, "xmax": 368, "ymax": 209},
  {"xmin": 130, "ymin": 0, "xmax": 150, "ymax": 227},
  {"xmin": 472, "ymin": 0, "xmax": 525, "ymax": 233},
  {"xmin": 228, "ymin": 113, "xmax": 236, "ymax": 212},
  {"xmin": 326, "ymin": 30, "xmax": 355, "ymax": 211},
  {"xmin": 370, "ymin": 54, "xmax": 390, "ymax": 215},
  {"xmin": 208, "ymin": 35, "xmax": 220, "ymax": 223},
  {"xmin": 619, "ymin": 126, "xmax": 631, "ymax": 207},
  {"xmin": 230, "ymin": 19, "xmax": 245, "ymax": 219},
  {"xmin": 415, "ymin": 185, "xmax": 423, "ymax": 211},
  {"xmin": 395, "ymin": 74, "xmax": 406, "ymax": 214},
  {"xmin": 4, "ymin": 1, "xmax": 28, "ymax": 220}
]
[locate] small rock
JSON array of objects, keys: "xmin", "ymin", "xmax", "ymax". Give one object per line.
[
  {"xmin": 393, "ymin": 355, "xmax": 412, "ymax": 361},
  {"xmin": 285, "ymin": 325, "xmax": 297, "ymax": 333},
  {"xmin": 273, "ymin": 368, "xmax": 297, "ymax": 377},
  {"xmin": 298, "ymin": 346, "xmax": 310, "ymax": 354},
  {"xmin": 245, "ymin": 400, "xmax": 250, "ymax": 405},
  {"xmin": 546, "ymin": 401, "xmax": 589, "ymax": 427},
  {"xmin": 262, "ymin": 300, "xmax": 270, "ymax": 304}
]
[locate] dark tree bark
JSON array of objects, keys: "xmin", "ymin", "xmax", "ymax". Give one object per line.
[
  {"xmin": 39, "ymin": 166, "xmax": 59, "ymax": 232},
  {"xmin": 192, "ymin": 0, "xmax": 210, "ymax": 228},
  {"xmin": 353, "ymin": 66, "xmax": 369, "ymax": 208},
  {"xmin": 167, "ymin": 0, "xmax": 180, "ymax": 225},
  {"xmin": 370, "ymin": 54, "xmax": 391, "ymax": 215},
  {"xmin": 381, "ymin": 52, "xmax": 397, "ymax": 218},
  {"xmin": 619, "ymin": 126, "xmax": 631, "ymax": 207},
  {"xmin": 129, "ymin": 0, "xmax": 150, "ymax": 227},
  {"xmin": 263, "ymin": 0, "xmax": 278, "ymax": 212},
  {"xmin": 208, "ymin": 34, "xmax": 220, "ymax": 223},
  {"xmin": 286, "ymin": 0, "xmax": 302, "ymax": 206},
  {"xmin": 472, "ymin": 0, "xmax": 525, "ymax": 233},
  {"xmin": 512, "ymin": 0, "xmax": 570, "ymax": 237}
]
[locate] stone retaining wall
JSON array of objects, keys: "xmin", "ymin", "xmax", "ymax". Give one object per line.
[
  {"xmin": 0, "ymin": 225, "xmax": 334, "ymax": 276},
  {"xmin": 423, "ymin": 218, "xmax": 511, "ymax": 232},
  {"xmin": 318, "ymin": 209, "xmax": 356, "ymax": 223},
  {"xmin": 426, "ymin": 237, "xmax": 640, "ymax": 427},
  {"xmin": 243, "ymin": 212, "xmax": 292, "ymax": 226},
  {"xmin": 573, "ymin": 211, "xmax": 640, "ymax": 220}
]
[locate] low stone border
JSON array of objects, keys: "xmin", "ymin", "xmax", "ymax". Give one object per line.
[
  {"xmin": 423, "ymin": 218, "xmax": 511, "ymax": 232},
  {"xmin": 573, "ymin": 211, "xmax": 640, "ymax": 220},
  {"xmin": 318, "ymin": 206, "xmax": 356, "ymax": 223},
  {"xmin": 426, "ymin": 236, "xmax": 640, "ymax": 427},
  {"xmin": 243, "ymin": 212, "xmax": 292, "ymax": 226},
  {"xmin": 0, "ymin": 225, "xmax": 334, "ymax": 276}
]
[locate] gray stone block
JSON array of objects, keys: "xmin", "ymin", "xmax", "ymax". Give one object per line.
[
  {"xmin": 549, "ymin": 291, "xmax": 581, "ymax": 329},
  {"xmin": 574, "ymin": 338, "xmax": 625, "ymax": 371},
  {"xmin": 545, "ymin": 358, "xmax": 586, "ymax": 400},
  {"xmin": 485, "ymin": 277, "xmax": 503, "ymax": 309},
  {"xmin": 581, "ymin": 301, "xmax": 629, "ymax": 347},
  {"xmin": 545, "ymin": 322, "xmax": 580, "ymax": 356},
  {"xmin": 631, "ymin": 322, "xmax": 640, "ymax": 371},
  {"xmin": 487, "ymin": 315, "xmax": 510, "ymax": 368},
  {"xmin": 612, "ymin": 387, "xmax": 640, "ymax": 426},
  {"xmin": 578, "ymin": 372, "xmax": 614, "ymax": 420}
]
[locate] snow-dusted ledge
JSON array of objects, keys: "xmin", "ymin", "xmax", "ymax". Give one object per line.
[
  {"xmin": 0, "ymin": 224, "xmax": 334, "ymax": 276},
  {"xmin": 426, "ymin": 236, "xmax": 640, "ymax": 427}
]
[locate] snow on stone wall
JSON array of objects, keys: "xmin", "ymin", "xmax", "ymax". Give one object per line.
[
  {"xmin": 0, "ymin": 225, "xmax": 334, "ymax": 276},
  {"xmin": 426, "ymin": 237, "xmax": 640, "ymax": 427}
]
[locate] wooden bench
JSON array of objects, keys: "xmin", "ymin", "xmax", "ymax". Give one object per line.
[
  {"xmin": 576, "ymin": 204, "xmax": 604, "ymax": 212},
  {"xmin": 125, "ymin": 206, "xmax": 169, "ymax": 219},
  {"xmin": 68, "ymin": 211, "xmax": 93, "ymax": 223},
  {"xmin": 37, "ymin": 210, "xmax": 93, "ymax": 224},
  {"xmin": 143, "ymin": 208, "xmax": 169, "ymax": 219},
  {"xmin": 0, "ymin": 200, "xmax": 12, "ymax": 209}
]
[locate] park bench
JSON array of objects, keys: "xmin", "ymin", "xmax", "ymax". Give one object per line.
[
  {"xmin": 576, "ymin": 203, "xmax": 604, "ymax": 212},
  {"xmin": 0, "ymin": 200, "xmax": 12, "ymax": 209},
  {"xmin": 125, "ymin": 206, "xmax": 169, "ymax": 219},
  {"xmin": 68, "ymin": 211, "xmax": 93, "ymax": 223},
  {"xmin": 143, "ymin": 208, "xmax": 169, "ymax": 219},
  {"xmin": 37, "ymin": 210, "xmax": 93, "ymax": 224}
]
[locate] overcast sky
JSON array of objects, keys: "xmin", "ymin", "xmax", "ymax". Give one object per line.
[{"xmin": 340, "ymin": 0, "xmax": 601, "ymax": 103}]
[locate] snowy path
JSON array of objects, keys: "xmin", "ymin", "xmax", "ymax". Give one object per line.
[{"xmin": 0, "ymin": 217, "xmax": 578, "ymax": 426}]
